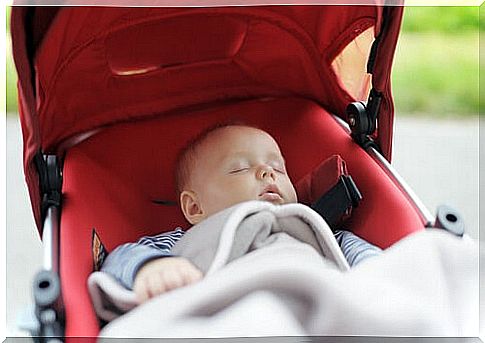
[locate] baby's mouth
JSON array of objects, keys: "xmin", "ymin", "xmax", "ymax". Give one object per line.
[{"xmin": 259, "ymin": 185, "xmax": 283, "ymax": 203}]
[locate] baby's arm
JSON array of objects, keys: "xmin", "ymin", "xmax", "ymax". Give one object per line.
[
  {"xmin": 101, "ymin": 242, "xmax": 173, "ymax": 290},
  {"xmin": 133, "ymin": 257, "xmax": 202, "ymax": 302},
  {"xmin": 101, "ymin": 229, "xmax": 202, "ymax": 302},
  {"xmin": 334, "ymin": 230, "xmax": 382, "ymax": 266}
]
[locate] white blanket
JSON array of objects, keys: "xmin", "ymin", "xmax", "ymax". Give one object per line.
[{"xmin": 89, "ymin": 201, "xmax": 479, "ymax": 338}]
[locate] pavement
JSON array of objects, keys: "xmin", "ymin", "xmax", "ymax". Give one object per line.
[{"xmin": 5, "ymin": 114, "xmax": 481, "ymax": 336}]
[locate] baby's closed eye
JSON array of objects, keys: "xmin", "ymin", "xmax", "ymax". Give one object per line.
[
  {"xmin": 268, "ymin": 160, "xmax": 287, "ymax": 174},
  {"xmin": 229, "ymin": 167, "xmax": 250, "ymax": 174},
  {"xmin": 228, "ymin": 161, "xmax": 251, "ymax": 174}
]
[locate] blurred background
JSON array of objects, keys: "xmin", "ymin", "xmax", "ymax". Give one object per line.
[{"xmin": 5, "ymin": 6, "xmax": 481, "ymax": 336}]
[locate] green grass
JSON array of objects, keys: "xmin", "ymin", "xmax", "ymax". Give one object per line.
[
  {"xmin": 392, "ymin": 32, "xmax": 479, "ymax": 116},
  {"xmin": 402, "ymin": 7, "xmax": 480, "ymax": 34},
  {"xmin": 6, "ymin": 34, "xmax": 18, "ymax": 114},
  {"xmin": 6, "ymin": 6, "xmax": 10, "ymax": 33},
  {"xmin": 394, "ymin": 7, "xmax": 480, "ymax": 116}
]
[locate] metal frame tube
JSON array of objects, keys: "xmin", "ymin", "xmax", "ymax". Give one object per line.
[
  {"xmin": 42, "ymin": 206, "xmax": 60, "ymax": 274},
  {"xmin": 35, "ymin": 205, "xmax": 64, "ymax": 342},
  {"xmin": 33, "ymin": 155, "xmax": 64, "ymax": 342},
  {"xmin": 367, "ymin": 147, "xmax": 435, "ymax": 226},
  {"xmin": 332, "ymin": 115, "xmax": 435, "ymax": 227}
]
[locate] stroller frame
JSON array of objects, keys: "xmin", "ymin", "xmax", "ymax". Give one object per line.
[{"xmin": 32, "ymin": 154, "xmax": 64, "ymax": 340}]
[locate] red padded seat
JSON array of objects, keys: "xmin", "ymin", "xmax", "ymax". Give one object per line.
[{"xmin": 60, "ymin": 97, "xmax": 425, "ymax": 337}]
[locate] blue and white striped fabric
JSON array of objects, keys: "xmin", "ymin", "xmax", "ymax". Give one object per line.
[
  {"xmin": 136, "ymin": 227, "xmax": 185, "ymax": 254},
  {"xmin": 101, "ymin": 228, "xmax": 186, "ymax": 290},
  {"xmin": 102, "ymin": 227, "xmax": 381, "ymax": 290},
  {"xmin": 334, "ymin": 230, "xmax": 382, "ymax": 266}
]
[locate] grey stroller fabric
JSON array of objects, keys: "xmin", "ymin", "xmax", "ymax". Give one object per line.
[{"xmin": 89, "ymin": 201, "xmax": 478, "ymax": 338}]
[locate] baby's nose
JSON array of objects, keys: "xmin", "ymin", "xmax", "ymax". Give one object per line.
[{"xmin": 257, "ymin": 165, "xmax": 276, "ymax": 181}]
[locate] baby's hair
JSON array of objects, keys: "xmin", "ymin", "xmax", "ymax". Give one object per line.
[{"xmin": 174, "ymin": 121, "xmax": 261, "ymax": 198}]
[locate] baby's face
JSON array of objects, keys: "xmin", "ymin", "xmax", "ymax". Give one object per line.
[{"xmin": 182, "ymin": 126, "xmax": 297, "ymax": 224}]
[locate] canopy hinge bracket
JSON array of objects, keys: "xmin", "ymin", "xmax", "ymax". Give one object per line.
[
  {"xmin": 346, "ymin": 88, "xmax": 382, "ymax": 151},
  {"xmin": 34, "ymin": 152, "xmax": 63, "ymax": 220}
]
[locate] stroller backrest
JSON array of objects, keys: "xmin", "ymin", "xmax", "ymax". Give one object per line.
[
  {"xmin": 59, "ymin": 97, "xmax": 425, "ymax": 336},
  {"xmin": 61, "ymin": 97, "xmax": 424, "ymax": 253}
]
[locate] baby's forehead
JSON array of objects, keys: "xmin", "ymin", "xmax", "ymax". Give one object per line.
[
  {"xmin": 207, "ymin": 126, "xmax": 275, "ymax": 145},
  {"xmin": 201, "ymin": 126, "xmax": 280, "ymax": 154},
  {"xmin": 184, "ymin": 126, "xmax": 283, "ymax": 183}
]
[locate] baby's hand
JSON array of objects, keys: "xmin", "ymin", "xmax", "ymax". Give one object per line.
[{"xmin": 133, "ymin": 257, "xmax": 203, "ymax": 303}]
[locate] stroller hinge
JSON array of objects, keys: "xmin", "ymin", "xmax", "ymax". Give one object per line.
[
  {"xmin": 346, "ymin": 88, "xmax": 382, "ymax": 150},
  {"xmin": 35, "ymin": 152, "xmax": 63, "ymax": 218},
  {"xmin": 432, "ymin": 205, "xmax": 465, "ymax": 237},
  {"xmin": 33, "ymin": 270, "xmax": 65, "ymax": 342}
]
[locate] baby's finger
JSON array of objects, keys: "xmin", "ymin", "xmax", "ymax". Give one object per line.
[
  {"xmin": 182, "ymin": 266, "xmax": 203, "ymax": 285},
  {"xmin": 147, "ymin": 274, "xmax": 166, "ymax": 298},
  {"xmin": 134, "ymin": 279, "xmax": 151, "ymax": 303},
  {"xmin": 162, "ymin": 270, "xmax": 185, "ymax": 291}
]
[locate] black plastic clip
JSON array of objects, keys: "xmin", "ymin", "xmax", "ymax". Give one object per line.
[
  {"xmin": 35, "ymin": 152, "xmax": 63, "ymax": 219},
  {"xmin": 346, "ymin": 88, "xmax": 382, "ymax": 150},
  {"xmin": 311, "ymin": 175, "xmax": 363, "ymax": 230}
]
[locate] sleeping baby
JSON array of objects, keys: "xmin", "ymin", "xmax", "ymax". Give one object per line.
[{"xmin": 101, "ymin": 124, "xmax": 382, "ymax": 302}]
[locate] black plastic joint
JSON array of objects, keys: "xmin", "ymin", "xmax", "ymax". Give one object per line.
[
  {"xmin": 366, "ymin": 88, "xmax": 382, "ymax": 132},
  {"xmin": 34, "ymin": 270, "xmax": 62, "ymax": 310},
  {"xmin": 347, "ymin": 101, "xmax": 369, "ymax": 145},
  {"xmin": 35, "ymin": 152, "xmax": 63, "ymax": 219},
  {"xmin": 33, "ymin": 270, "xmax": 65, "ymax": 340},
  {"xmin": 346, "ymin": 89, "xmax": 383, "ymax": 152},
  {"xmin": 433, "ymin": 205, "xmax": 465, "ymax": 237}
]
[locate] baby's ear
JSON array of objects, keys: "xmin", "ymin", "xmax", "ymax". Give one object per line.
[{"xmin": 180, "ymin": 190, "xmax": 205, "ymax": 225}]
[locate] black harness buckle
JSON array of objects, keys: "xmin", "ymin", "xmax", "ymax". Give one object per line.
[{"xmin": 311, "ymin": 175, "xmax": 362, "ymax": 230}]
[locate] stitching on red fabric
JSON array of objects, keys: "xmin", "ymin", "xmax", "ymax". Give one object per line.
[
  {"xmin": 38, "ymin": 8, "xmax": 341, "ymax": 119},
  {"xmin": 234, "ymin": 18, "xmax": 251, "ymax": 60},
  {"xmin": 109, "ymin": 59, "xmax": 236, "ymax": 79},
  {"xmin": 40, "ymin": 10, "xmax": 303, "ymax": 100},
  {"xmin": 103, "ymin": 17, "xmax": 247, "ymax": 78},
  {"xmin": 325, "ymin": 17, "xmax": 375, "ymax": 63}
]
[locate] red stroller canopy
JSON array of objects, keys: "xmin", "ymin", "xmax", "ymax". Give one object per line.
[{"xmin": 11, "ymin": 6, "xmax": 403, "ymax": 232}]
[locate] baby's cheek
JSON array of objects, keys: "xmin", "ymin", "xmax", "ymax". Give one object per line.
[
  {"xmin": 285, "ymin": 181, "xmax": 298, "ymax": 203},
  {"xmin": 204, "ymin": 187, "xmax": 244, "ymax": 214}
]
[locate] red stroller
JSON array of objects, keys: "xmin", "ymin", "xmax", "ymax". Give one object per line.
[{"xmin": 11, "ymin": 5, "xmax": 464, "ymax": 342}]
